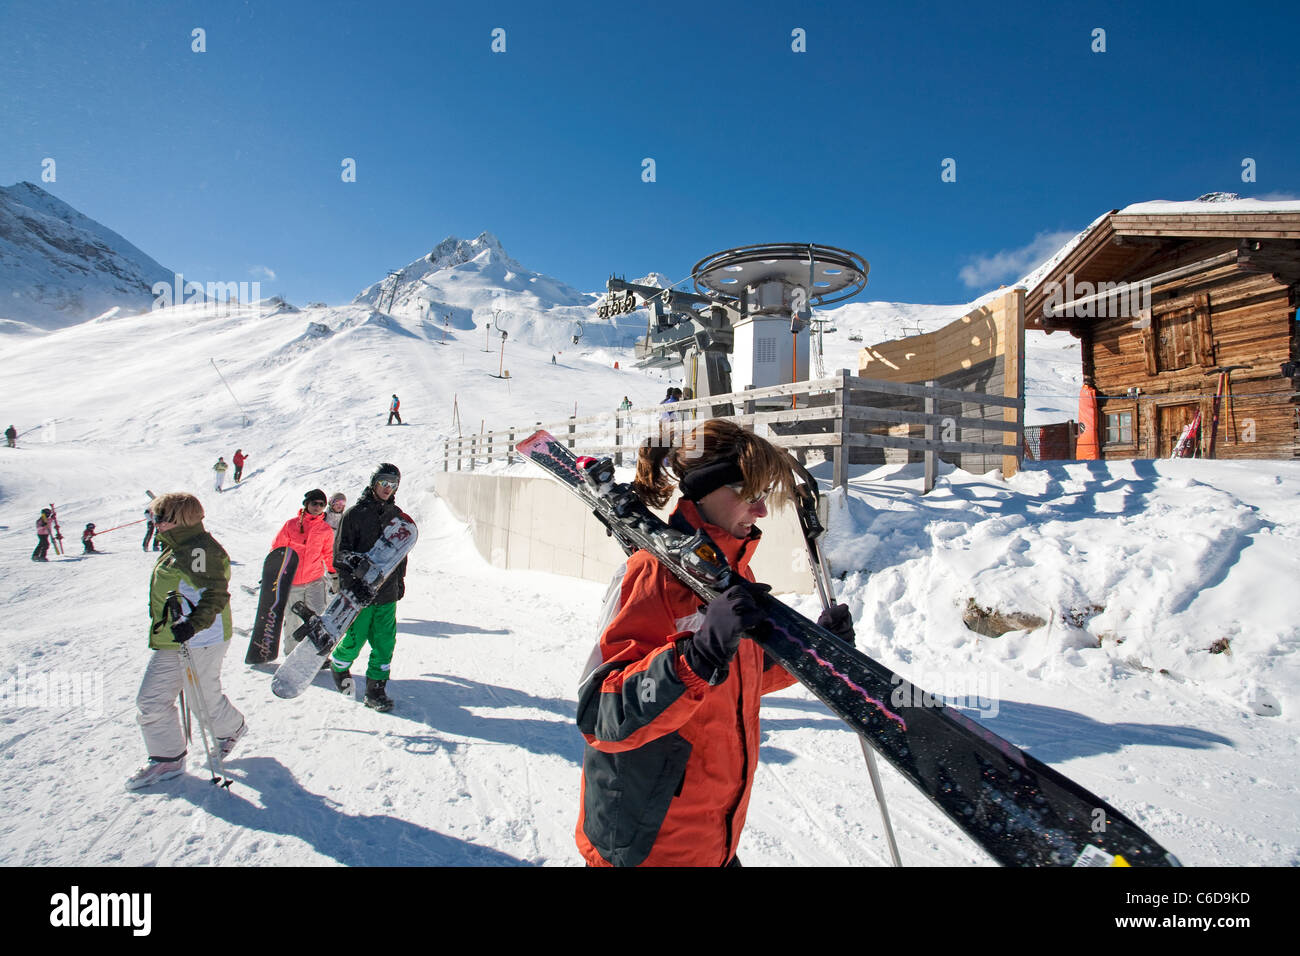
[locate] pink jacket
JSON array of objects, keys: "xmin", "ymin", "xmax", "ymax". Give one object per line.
[{"xmin": 271, "ymin": 511, "xmax": 336, "ymax": 585}]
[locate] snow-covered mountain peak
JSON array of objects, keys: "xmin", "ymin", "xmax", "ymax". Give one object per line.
[
  {"xmin": 424, "ymin": 231, "xmax": 519, "ymax": 274},
  {"xmin": 0, "ymin": 181, "xmax": 175, "ymax": 331}
]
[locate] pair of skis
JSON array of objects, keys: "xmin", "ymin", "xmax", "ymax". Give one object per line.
[{"xmin": 517, "ymin": 429, "xmax": 1179, "ymax": 867}]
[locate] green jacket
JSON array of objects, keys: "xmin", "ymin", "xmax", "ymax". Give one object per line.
[{"xmin": 148, "ymin": 521, "xmax": 232, "ymax": 650}]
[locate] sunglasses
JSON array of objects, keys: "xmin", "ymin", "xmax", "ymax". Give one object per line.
[
  {"xmin": 726, "ymin": 483, "xmax": 771, "ymax": 505},
  {"xmin": 376, "ymin": 479, "xmax": 399, "ymax": 490},
  {"xmin": 306, "ymin": 500, "xmax": 327, "ymax": 509}
]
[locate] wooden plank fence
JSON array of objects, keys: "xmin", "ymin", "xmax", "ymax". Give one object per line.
[{"xmin": 440, "ymin": 370, "xmax": 1023, "ymax": 493}]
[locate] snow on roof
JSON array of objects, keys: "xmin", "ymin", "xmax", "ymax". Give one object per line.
[{"xmin": 1119, "ymin": 193, "xmax": 1300, "ymax": 215}]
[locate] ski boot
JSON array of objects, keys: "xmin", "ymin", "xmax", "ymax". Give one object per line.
[
  {"xmin": 332, "ymin": 667, "xmax": 354, "ymax": 694},
  {"xmin": 364, "ymin": 678, "xmax": 394, "ymax": 713}
]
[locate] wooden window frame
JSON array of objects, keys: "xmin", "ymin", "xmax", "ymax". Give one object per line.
[
  {"xmin": 1142, "ymin": 292, "xmax": 1213, "ymax": 375},
  {"xmin": 1103, "ymin": 405, "xmax": 1136, "ymax": 448}
]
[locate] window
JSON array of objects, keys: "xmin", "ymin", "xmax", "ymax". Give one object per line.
[
  {"xmin": 1154, "ymin": 308, "xmax": 1198, "ymax": 371},
  {"xmin": 1105, "ymin": 411, "xmax": 1133, "ymax": 445},
  {"xmin": 1144, "ymin": 293, "xmax": 1212, "ymax": 374}
]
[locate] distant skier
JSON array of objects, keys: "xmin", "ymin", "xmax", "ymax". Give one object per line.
[
  {"xmin": 32, "ymin": 508, "xmax": 53, "ymax": 561},
  {"xmin": 324, "ymin": 492, "xmax": 347, "ymax": 531},
  {"xmin": 619, "ymin": 396, "xmax": 632, "ymax": 412},
  {"xmin": 82, "ymin": 523, "xmax": 98, "ymax": 554},
  {"xmin": 329, "ymin": 463, "xmax": 410, "ymax": 712},
  {"xmin": 232, "ymin": 449, "xmax": 248, "ymax": 483},
  {"xmin": 5, "ymin": 424, "xmax": 15, "ymax": 448},
  {"xmin": 659, "ymin": 387, "xmax": 682, "ymax": 421},
  {"xmin": 271, "ymin": 489, "xmax": 337, "ymax": 654},
  {"xmin": 213, "ymin": 457, "xmax": 229, "ymax": 493},
  {"xmin": 323, "ymin": 492, "xmax": 347, "ymax": 595},
  {"xmin": 657, "ymin": 387, "xmax": 682, "ymax": 445},
  {"xmin": 126, "ymin": 492, "xmax": 245, "ymax": 789},
  {"xmin": 142, "ymin": 505, "xmax": 163, "ymax": 551},
  {"xmin": 552, "ymin": 355, "xmax": 557, "ymax": 365},
  {"xmin": 387, "ymin": 395, "xmax": 402, "ymax": 426}
]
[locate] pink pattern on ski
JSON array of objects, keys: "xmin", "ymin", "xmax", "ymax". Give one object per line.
[{"xmin": 774, "ymin": 621, "xmax": 908, "ymax": 732}]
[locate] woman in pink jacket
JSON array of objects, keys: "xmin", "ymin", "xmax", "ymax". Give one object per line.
[{"xmin": 272, "ymin": 489, "xmax": 337, "ymax": 654}]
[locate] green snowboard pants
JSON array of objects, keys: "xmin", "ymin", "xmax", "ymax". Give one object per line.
[{"xmin": 330, "ymin": 602, "xmax": 397, "ymax": 681}]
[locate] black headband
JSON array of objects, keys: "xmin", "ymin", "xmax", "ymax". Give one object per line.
[{"xmin": 678, "ymin": 458, "xmax": 744, "ymax": 501}]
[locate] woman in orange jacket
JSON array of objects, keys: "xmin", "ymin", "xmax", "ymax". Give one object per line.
[
  {"xmin": 271, "ymin": 489, "xmax": 337, "ymax": 654},
  {"xmin": 575, "ymin": 419, "xmax": 854, "ymax": 867}
]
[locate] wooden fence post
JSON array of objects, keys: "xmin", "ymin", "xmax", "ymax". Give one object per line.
[
  {"xmin": 568, "ymin": 417, "xmax": 576, "ymax": 450},
  {"xmin": 615, "ymin": 415, "xmax": 623, "ymax": 467},
  {"xmin": 924, "ymin": 380, "xmax": 936, "ymax": 494},
  {"xmin": 469, "ymin": 434, "xmax": 476, "ymax": 471},
  {"xmin": 834, "ymin": 369, "xmax": 849, "ymax": 490}
]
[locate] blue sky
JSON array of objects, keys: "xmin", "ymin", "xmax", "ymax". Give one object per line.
[{"xmin": 2, "ymin": 0, "xmax": 1298, "ymax": 307}]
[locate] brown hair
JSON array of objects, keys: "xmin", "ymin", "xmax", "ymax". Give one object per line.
[
  {"xmin": 150, "ymin": 492, "xmax": 205, "ymax": 527},
  {"xmin": 634, "ymin": 419, "xmax": 795, "ymax": 510}
]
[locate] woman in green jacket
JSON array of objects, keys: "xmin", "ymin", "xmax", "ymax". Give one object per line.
[{"xmin": 126, "ymin": 492, "xmax": 247, "ymax": 790}]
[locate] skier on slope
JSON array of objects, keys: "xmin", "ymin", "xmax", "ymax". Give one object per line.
[
  {"xmin": 387, "ymin": 394, "xmax": 402, "ymax": 426},
  {"xmin": 271, "ymin": 489, "xmax": 337, "ymax": 655},
  {"xmin": 213, "ymin": 457, "xmax": 229, "ymax": 493},
  {"xmin": 82, "ymin": 523, "xmax": 98, "ymax": 554},
  {"xmin": 232, "ymin": 449, "xmax": 248, "ymax": 483},
  {"xmin": 324, "ymin": 492, "xmax": 346, "ymax": 531},
  {"xmin": 126, "ymin": 492, "xmax": 246, "ymax": 789},
  {"xmin": 323, "ymin": 492, "xmax": 347, "ymax": 595},
  {"xmin": 574, "ymin": 419, "xmax": 855, "ymax": 866},
  {"xmin": 328, "ymin": 463, "xmax": 410, "ymax": 712},
  {"xmin": 5, "ymin": 424, "xmax": 15, "ymax": 448},
  {"xmin": 32, "ymin": 508, "xmax": 53, "ymax": 561}
]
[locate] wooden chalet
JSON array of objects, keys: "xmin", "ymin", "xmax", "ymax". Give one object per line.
[{"xmin": 1024, "ymin": 202, "xmax": 1300, "ymax": 459}]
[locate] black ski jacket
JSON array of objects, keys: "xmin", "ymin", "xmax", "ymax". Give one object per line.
[{"xmin": 334, "ymin": 488, "xmax": 408, "ymax": 605}]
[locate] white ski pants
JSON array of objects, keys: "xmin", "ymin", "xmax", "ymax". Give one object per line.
[{"xmin": 136, "ymin": 642, "xmax": 244, "ymax": 759}]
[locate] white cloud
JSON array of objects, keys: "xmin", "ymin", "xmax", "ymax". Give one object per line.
[
  {"xmin": 1254, "ymin": 191, "xmax": 1300, "ymax": 201},
  {"xmin": 958, "ymin": 231, "xmax": 1077, "ymax": 289},
  {"xmin": 250, "ymin": 265, "xmax": 277, "ymax": 280}
]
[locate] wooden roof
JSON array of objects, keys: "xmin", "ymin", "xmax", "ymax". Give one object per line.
[{"xmin": 1023, "ymin": 209, "xmax": 1300, "ymax": 331}]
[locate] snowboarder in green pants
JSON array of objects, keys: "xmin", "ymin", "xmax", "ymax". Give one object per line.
[{"xmin": 329, "ymin": 463, "xmax": 409, "ymax": 712}]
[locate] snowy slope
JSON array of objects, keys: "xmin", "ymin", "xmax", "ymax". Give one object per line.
[{"xmin": 0, "ymin": 182, "xmax": 175, "ymax": 332}]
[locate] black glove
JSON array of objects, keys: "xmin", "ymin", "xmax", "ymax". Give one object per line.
[
  {"xmin": 684, "ymin": 582, "xmax": 771, "ymax": 685},
  {"xmin": 817, "ymin": 602, "xmax": 856, "ymax": 646},
  {"xmin": 170, "ymin": 620, "xmax": 196, "ymax": 643}
]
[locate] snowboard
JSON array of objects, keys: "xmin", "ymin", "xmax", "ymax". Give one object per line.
[
  {"xmin": 270, "ymin": 513, "xmax": 417, "ymax": 699},
  {"xmin": 517, "ymin": 429, "xmax": 1181, "ymax": 868},
  {"xmin": 245, "ymin": 546, "xmax": 301, "ymax": 664}
]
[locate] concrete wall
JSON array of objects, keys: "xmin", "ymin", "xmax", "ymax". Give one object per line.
[{"xmin": 434, "ymin": 471, "xmax": 816, "ymax": 594}]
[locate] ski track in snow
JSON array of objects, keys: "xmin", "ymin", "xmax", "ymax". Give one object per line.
[{"xmin": 1, "ymin": 298, "xmax": 1297, "ymax": 867}]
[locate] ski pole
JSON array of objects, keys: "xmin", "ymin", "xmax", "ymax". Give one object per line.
[
  {"xmin": 88, "ymin": 517, "xmax": 148, "ymax": 536},
  {"xmin": 179, "ymin": 689, "xmax": 192, "ymax": 744},
  {"xmin": 159, "ymin": 592, "xmax": 231, "ymax": 788},
  {"xmin": 790, "ymin": 463, "xmax": 903, "ymax": 867}
]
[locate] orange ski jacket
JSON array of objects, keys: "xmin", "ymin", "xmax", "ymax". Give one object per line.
[
  {"xmin": 575, "ymin": 498, "xmax": 796, "ymax": 867},
  {"xmin": 271, "ymin": 510, "xmax": 336, "ymax": 586}
]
